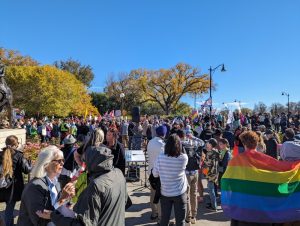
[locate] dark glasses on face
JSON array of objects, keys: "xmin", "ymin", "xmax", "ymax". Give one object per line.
[{"xmin": 51, "ymin": 159, "xmax": 65, "ymax": 164}]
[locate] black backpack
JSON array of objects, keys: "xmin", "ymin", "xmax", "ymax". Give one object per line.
[{"xmin": 183, "ymin": 144, "xmax": 202, "ymax": 171}]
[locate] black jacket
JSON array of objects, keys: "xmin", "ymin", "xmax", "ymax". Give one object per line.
[
  {"xmin": 0, "ymin": 150, "xmax": 31, "ymax": 202},
  {"xmin": 223, "ymin": 130, "xmax": 235, "ymax": 149},
  {"xmin": 104, "ymin": 141, "xmax": 126, "ymax": 175},
  {"xmin": 51, "ymin": 145, "xmax": 127, "ymax": 226},
  {"xmin": 266, "ymin": 138, "xmax": 278, "ymax": 159},
  {"xmin": 200, "ymin": 129, "xmax": 214, "ymax": 141},
  {"xmin": 183, "ymin": 142, "xmax": 202, "ymax": 171},
  {"xmin": 149, "ymin": 171, "xmax": 161, "ymax": 204},
  {"xmin": 61, "ymin": 145, "xmax": 77, "ymax": 171},
  {"xmin": 17, "ymin": 177, "xmax": 61, "ymax": 226}
]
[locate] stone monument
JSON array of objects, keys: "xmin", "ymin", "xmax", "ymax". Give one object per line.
[{"xmin": 0, "ymin": 58, "xmax": 26, "ymax": 148}]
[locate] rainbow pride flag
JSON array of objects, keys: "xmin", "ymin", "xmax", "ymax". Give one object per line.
[{"xmin": 221, "ymin": 150, "xmax": 300, "ymax": 223}]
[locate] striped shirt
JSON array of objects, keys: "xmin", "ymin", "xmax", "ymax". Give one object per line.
[{"xmin": 153, "ymin": 153, "xmax": 188, "ymax": 197}]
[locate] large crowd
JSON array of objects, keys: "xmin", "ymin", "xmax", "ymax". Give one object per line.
[{"xmin": 0, "ymin": 110, "xmax": 300, "ymax": 226}]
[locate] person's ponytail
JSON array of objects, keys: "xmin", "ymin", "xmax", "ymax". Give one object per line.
[
  {"xmin": 2, "ymin": 135, "xmax": 19, "ymax": 177},
  {"xmin": 1, "ymin": 147, "xmax": 13, "ymax": 177}
]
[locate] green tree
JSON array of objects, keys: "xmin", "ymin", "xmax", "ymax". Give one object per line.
[
  {"xmin": 6, "ymin": 65, "xmax": 97, "ymax": 117},
  {"xmin": 173, "ymin": 102, "xmax": 193, "ymax": 116},
  {"xmin": 90, "ymin": 92, "xmax": 119, "ymax": 115},
  {"xmin": 140, "ymin": 102, "xmax": 165, "ymax": 116},
  {"xmin": 54, "ymin": 58, "xmax": 94, "ymax": 87},
  {"xmin": 0, "ymin": 47, "xmax": 39, "ymax": 66}
]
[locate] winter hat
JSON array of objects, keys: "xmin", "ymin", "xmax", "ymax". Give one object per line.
[
  {"xmin": 63, "ymin": 135, "xmax": 77, "ymax": 145},
  {"xmin": 156, "ymin": 125, "xmax": 167, "ymax": 137}
]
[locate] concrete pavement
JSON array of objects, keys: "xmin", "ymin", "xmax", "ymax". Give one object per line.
[
  {"xmin": 0, "ymin": 171, "xmax": 230, "ymax": 226},
  {"xmin": 126, "ymin": 173, "xmax": 230, "ymax": 226}
]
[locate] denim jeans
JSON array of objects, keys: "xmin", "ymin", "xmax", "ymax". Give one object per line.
[
  {"xmin": 5, "ymin": 200, "xmax": 16, "ymax": 226},
  {"xmin": 160, "ymin": 193, "xmax": 187, "ymax": 226},
  {"xmin": 207, "ymin": 181, "xmax": 217, "ymax": 209}
]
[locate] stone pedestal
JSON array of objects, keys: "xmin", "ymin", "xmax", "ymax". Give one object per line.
[{"xmin": 0, "ymin": 129, "xmax": 26, "ymax": 149}]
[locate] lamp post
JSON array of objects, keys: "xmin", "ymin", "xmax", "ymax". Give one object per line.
[
  {"xmin": 209, "ymin": 64, "xmax": 226, "ymax": 119},
  {"xmin": 120, "ymin": 93, "xmax": 125, "ymax": 116},
  {"xmin": 282, "ymin": 91, "xmax": 290, "ymax": 125}
]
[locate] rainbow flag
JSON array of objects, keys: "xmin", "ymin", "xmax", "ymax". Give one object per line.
[
  {"xmin": 190, "ymin": 110, "xmax": 198, "ymax": 120},
  {"xmin": 221, "ymin": 150, "xmax": 300, "ymax": 223}
]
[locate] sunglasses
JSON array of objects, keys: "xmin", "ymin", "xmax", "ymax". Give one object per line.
[{"xmin": 51, "ymin": 159, "xmax": 65, "ymax": 164}]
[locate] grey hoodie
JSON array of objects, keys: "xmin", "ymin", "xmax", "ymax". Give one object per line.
[{"xmin": 51, "ymin": 145, "xmax": 127, "ymax": 226}]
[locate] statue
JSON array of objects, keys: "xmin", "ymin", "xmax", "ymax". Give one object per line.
[{"xmin": 0, "ymin": 58, "xmax": 13, "ymax": 128}]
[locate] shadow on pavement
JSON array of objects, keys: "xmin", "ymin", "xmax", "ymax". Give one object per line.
[
  {"xmin": 126, "ymin": 215, "xmax": 157, "ymax": 226},
  {"xmin": 126, "ymin": 202, "xmax": 151, "ymax": 213},
  {"xmin": 197, "ymin": 201, "xmax": 230, "ymax": 222},
  {"xmin": 126, "ymin": 203, "xmax": 155, "ymax": 226}
]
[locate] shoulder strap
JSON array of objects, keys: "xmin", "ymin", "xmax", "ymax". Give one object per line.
[{"xmin": 64, "ymin": 147, "xmax": 76, "ymax": 164}]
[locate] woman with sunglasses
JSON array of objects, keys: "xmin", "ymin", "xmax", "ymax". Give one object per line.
[{"xmin": 17, "ymin": 146, "xmax": 75, "ymax": 226}]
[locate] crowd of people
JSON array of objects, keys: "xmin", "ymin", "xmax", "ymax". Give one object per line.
[{"xmin": 0, "ymin": 110, "xmax": 299, "ymax": 226}]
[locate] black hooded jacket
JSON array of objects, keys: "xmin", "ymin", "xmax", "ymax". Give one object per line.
[{"xmin": 51, "ymin": 145, "xmax": 127, "ymax": 226}]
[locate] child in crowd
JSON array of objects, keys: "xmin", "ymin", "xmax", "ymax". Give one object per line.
[
  {"xmin": 203, "ymin": 138, "xmax": 220, "ymax": 211},
  {"xmin": 218, "ymin": 138, "xmax": 231, "ymax": 178}
]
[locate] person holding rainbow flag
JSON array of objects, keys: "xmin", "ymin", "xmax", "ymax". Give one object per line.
[{"xmin": 221, "ymin": 131, "xmax": 300, "ymax": 226}]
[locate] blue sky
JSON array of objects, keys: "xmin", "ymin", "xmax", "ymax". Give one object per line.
[{"xmin": 1, "ymin": 0, "xmax": 299, "ymax": 110}]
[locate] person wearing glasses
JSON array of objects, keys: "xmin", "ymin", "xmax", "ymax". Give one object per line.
[
  {"xmin": 35, "ymin": 133, "xmax": 127, "ymax": 226},
  {"xmin": 17, "ymin": 146, "xmax": 75, "ymax": 226}
]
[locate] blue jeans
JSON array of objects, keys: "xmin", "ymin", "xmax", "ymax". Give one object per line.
[
  {"xmin": 207, "ymin": 181, "xmax": 217, "ymax": 209},
  {"xmin": 160, "ymin": 193, "xmax": 187, "ymax": 226},
  {"xmin": 5, "ymin": 200, "xmax": 16, "ymax": 226}
]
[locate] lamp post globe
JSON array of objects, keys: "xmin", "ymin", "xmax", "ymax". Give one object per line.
[{"xmin": 120, "ymin": 93, "xmax": 125, "ymax": 116}]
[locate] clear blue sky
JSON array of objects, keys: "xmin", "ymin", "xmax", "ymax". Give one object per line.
[{"xmin": 1, "ymin": 0, "xmax": 299, "ymax": 110}]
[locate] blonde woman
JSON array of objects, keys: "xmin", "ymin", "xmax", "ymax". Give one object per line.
[
  {"xmin": 255, "ymin": 131, "xmax": 266, "ymax": 153},
  {"xmin": 0, "ymin": 135, "xmax": 31, "ymax": 226},
  {"xmin": 17, "ymin": 146, "xmax": 75, "ymax": 226}
]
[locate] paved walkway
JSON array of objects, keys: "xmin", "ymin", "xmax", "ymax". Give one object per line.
[
  {"xmin": 126, "ymin": 177, "xmax": 230, "ymax": 226},
  {"xmin": 0, "ymin": 170, "xmax": 230, "ymax": 226}
]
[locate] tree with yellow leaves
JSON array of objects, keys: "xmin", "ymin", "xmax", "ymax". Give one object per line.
[
  {"xmin": 5, "ymin": 65, "xmax": 98, "ymax": 117},
  {"xmin": 130, "ymin": 63, "xmax": 210, "ymax": 115},
  {"xmin": 0, "ymin": 47, "xmax": 39, "ymax": 66}
]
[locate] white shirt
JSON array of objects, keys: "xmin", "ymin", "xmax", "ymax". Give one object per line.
[{"xmin": 147, "ymin": 137, "xmax": 165, "ymax": 175}]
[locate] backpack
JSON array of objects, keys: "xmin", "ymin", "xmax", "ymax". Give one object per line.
[
  {"xmin": 0, "ymin": 165, "xmax": 13, "ymax": 189},
  {"xmin": 184, "ymin": 144, "xmax": 202, "ymax": 171}
]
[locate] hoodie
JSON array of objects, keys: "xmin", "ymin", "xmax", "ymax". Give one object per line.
[{"xmin": 51, "ymin": 145, "xmax": 127, "ymax": 226}]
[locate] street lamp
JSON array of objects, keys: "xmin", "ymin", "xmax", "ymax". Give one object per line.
[
  {"xmin": 282, "ymin": 91, "xmax": 290, "ymax": 125},
  {"xmin": 209, "ymin": 64, "xmax": 226, "ymax": 119},
  {"xmin": 120, "ymin": 93, "xmax": 125, "ymax": 116}
]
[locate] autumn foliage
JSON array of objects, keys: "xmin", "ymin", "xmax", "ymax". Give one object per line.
[{"xmin": 5, "ymin": 65, "xmax": 98, "ymax": 117}]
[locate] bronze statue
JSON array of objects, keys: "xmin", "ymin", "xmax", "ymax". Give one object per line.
[{"xmin": 0, "ymin": 58, "xmax": 13, "ymax": 128}]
